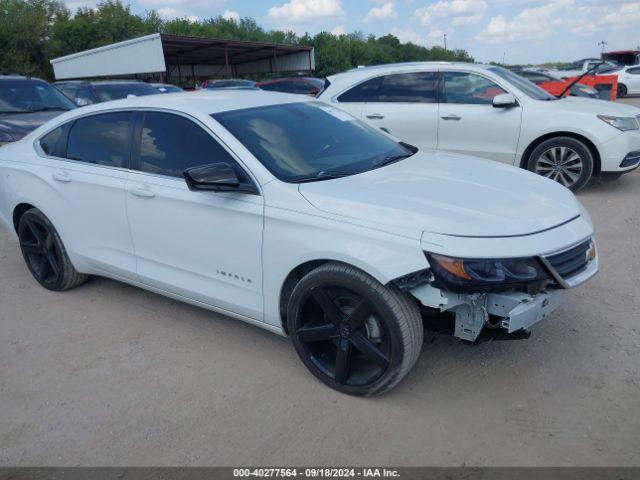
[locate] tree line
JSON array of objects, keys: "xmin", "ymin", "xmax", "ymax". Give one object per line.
[{"xmin": 0, "ymin": 0, "xmax": 474, "ymax": 81}]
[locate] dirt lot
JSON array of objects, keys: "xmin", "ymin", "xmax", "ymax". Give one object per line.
[{"xmin": 1, "ymin": 104, "xmax": 639, "ymax": 466}]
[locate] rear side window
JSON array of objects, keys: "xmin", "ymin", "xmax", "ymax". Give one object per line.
[
  {"xmin": 376, "ymin": 72, "xmax": 438, "ymax": 103},
  {"xmin": 337, "ymin": 76, "xmax": 382, "ymax": 102},
  {"xmin": 40, "ymin": 124, "xmax": 69, "ymax": 157},
  {"xmin": 628, "ymin": 67, "xmax": 640, "ymax": 75},
  {"xmin": 137, "ymin": 112, "xmax": 238, "ymax": 178},
  {"xmin": 66, "ymin": 112, "xmax": 132, "ymax": 168}
]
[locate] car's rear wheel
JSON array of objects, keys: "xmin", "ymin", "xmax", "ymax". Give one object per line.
[
  {"xmin": 617, "ymin": 84, "xmax": 627, "ymax": 98},
  {"xmin": 527, "ymin": 137, "xmax": 594, "ymax": 191},
  {"xmin": 287, "ymin": 262, "xmax": 423, "ymax": 396},
  {"xmin": 18, "ymin": 208, "xmax": 88, "ymax": 291}
]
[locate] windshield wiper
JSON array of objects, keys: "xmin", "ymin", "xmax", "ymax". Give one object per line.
[
  {"xmin": 28, "ymin": 107, "xmax": 71, "ymax": 112},
  {"xmin": 291, "ymin": 171, "xmax": 352, "ymax": 183},
  {"xmin": 374, "ymin": 153, "xmax": 414, "ymax": 168}
]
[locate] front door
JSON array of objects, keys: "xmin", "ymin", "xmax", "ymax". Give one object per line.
[
  {"xmin": 125, "ymin": 111, "xmax": 264, "ymax": 320},
  {"xmin": 437, "ymin": 71, "xmax": 522, "ymax": 164}
]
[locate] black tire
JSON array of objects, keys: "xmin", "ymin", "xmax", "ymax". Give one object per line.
[
  {"xmin": 617, "ymin": 84, "xmax": 627, "ymax": 98},
  {"xmin": 287, "ymin": 262, "xmax": 423, "ymax": 396},
  {"xmin": 17, "ymin": 208, "xmax": 88, "ymax": 291},
  {"xmin": 526, "ymin": 136, "xmax": 594, "ymax": 191}
]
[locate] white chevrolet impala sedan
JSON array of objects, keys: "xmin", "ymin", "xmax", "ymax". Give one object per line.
[{"xmin": 0, "ymin": 91, "xmax": 598, "ymax": 395}]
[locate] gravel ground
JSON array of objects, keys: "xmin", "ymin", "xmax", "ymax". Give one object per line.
[{"xmin": 1, "ymin": 105, "xmax": 639, "ymax": 466}]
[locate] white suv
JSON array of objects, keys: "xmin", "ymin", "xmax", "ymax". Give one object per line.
[
  {"xmin": 319, "ymin": 62, "xmax": 640, "ymax": 191},
  {"xmin": 0, "ymin": 91, "xmax": 598, "ymax": 395}
]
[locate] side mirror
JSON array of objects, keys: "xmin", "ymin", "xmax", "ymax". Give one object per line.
[
  {"xmin": 184, "ymin": 162, "xmax": 258, "ymax": 194},
  {"xmin": 493, "ymin": 93, "xmax": 517, "ymax": 108}
]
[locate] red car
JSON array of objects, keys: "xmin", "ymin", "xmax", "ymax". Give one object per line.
[{"xmin": 256, "ymin": 77, "xmax": 324, "ymax": 96}]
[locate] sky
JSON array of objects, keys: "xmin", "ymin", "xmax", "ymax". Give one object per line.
[{"xmin": 66, "ymin": 0, "xmax": 640, "ymax": 64}]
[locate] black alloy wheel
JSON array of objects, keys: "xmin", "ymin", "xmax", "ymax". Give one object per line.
[
  {"xmin": 17, "ymin": 208, "xmax": 88, "ymax": 291},
  {"xmin": 288, "ymin": 263, "xmax": 423, "ymax": 396}
]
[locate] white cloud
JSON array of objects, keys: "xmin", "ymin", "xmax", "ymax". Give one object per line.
[
  {"xmin": 63, "ymin": 0, "xmax": 98, "ymax": 10},
  {"xmin": 363, "ymin": 2, "xmax": 398, "ymax": 22},
  {"xmin": 222, "ymin": 9, "xmax": 240, "ymax": 22},
  {"xmin": 331, "ymin": 24, "xmax": 346, "ymax": 35},
  {"xmin": 157, "ymin": 6, "xmax": 198, "ymax": 20},
  {"xmin": 138, "ymin": 0, "xmax": 189, "ymax": 6},
  {"xmin": 267, "ymin": 0, "xmax": 345, "ymax": 24},
  {"xmin": 476, "ymin": 0, "xmax": 571, "ymax": 43},
  {"xmin": 568, "ymin": 2, "xmax": 640, "ymax": 36},
  {"xmin": 414, "ymin": 0, "xmax": 487, "ymax": 26}
]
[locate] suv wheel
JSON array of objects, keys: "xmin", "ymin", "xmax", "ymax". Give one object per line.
[
  {"xmin": 527, "ymin": 137, "xmax": 594, "ymax": 191},
  {"xmin": 287, "ymin": 262, "xmax": 423, "ymax": 396}
]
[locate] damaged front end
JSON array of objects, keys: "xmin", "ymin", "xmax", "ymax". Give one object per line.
[{"xmin": 397, "ymin": 238, "xmax": 598, "ymax": 343}]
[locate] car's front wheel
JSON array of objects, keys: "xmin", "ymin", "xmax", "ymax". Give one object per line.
[
  {"xmin": 18, "ymin": 208, "xmax": 88, "ymax": 291},
  {"xmin": 527, "ymin": 137, "xmax": 594, "ymax": 191},
  {"xmin": 287, "ymin": 262, "xmax": 423, "ymax": 396}
]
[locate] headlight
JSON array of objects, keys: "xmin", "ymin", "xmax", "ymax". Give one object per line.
[
  {"xmin": 426, "ymin": 253, "xmax": 548, "ymax": 292},
  {"xmin": 597, "ymin": 115, "xmax": 639, "ymax": 131}
]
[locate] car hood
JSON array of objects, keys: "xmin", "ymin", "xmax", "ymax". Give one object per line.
[
  {"xmin": 543, "ymin": 96, "xmax": 640, "ymax": 116},
  {"xmin": 298, "ymin": 151, "xmax": 581, "ymax": 238},
  {"xmin": 0, "ymin": 111, "xmax": 63, "ymax": 141}
]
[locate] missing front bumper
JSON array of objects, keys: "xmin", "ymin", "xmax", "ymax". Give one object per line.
[{"xmin": 411, "ymin": 285, "xmax": 563, "ymax": 342}]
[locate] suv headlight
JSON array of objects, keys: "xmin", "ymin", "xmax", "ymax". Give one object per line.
[
  {"xmin": 426, "ymin": 253, "xmax": 548, "ymax": 292},
  {"xmin": 597, "ymin": 115, "xmax": 639, "ymax": 131}
]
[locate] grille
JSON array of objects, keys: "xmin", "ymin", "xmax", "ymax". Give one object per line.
[{"xmin": 544, "ymin": 240, "xmax": 591, "ymax": 280}]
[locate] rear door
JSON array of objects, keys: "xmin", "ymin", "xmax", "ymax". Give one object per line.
[
  {"xmin": 36, "ymin": 111, "xmax": 137, "ymax": 279},
  {"xmin": 437, "ymin": 71, "xmax": 522, "ymax": 164},
  {"xmin": 125, "ymin": 110, "xmax": 264, "ymax": 320},
  {"xmin": 359, "ymin": 72, "xmax": 440, "ymax": 149}
]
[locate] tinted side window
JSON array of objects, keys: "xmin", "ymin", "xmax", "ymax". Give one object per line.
[
  {"xmin": 337, "ymin": 76, "xmax": 382, "ymax": 102},
  {"xmin": 40, "ymin": 124, "xmax": 69, "ymax": 157},
  {"xmin": 291, "ymin": 81, "xmax": 313, "ymax": 94},
  {"xmin": 138, "ymin": 112, "xmax": 237, "ymax": 178},
  {"xmin": 67, "ymin": 112, "xmax": 132, "ymax": 168},
  {"xmin": 628, "ymin": 67, "xmax": 640, "ymax": 75},
  {"xmin": 443, "ymin": 72, "xmax": 507, "ymax": 105},
  {"xmin": 376, "ymin": 72, "xmax": 438, "ymax": 103}
]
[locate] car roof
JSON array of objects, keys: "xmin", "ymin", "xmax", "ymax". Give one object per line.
[
  {"xmin": 46, "ymin": 89, "xmax": 312, "ymax": 120},
  {"xmin": 324, "ymin": 62, "xmax": 495, "ymax": 93},
  {"xmin": 54, "ymin": 80, "xmax": 146, "ymax": 85},
  {"xmin": 0, "ymin": 75, "xmax": 48, "ymax": 82}
]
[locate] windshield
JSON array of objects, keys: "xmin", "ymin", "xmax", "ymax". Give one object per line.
[
  {"xmin": 213, "ymin": 102, "xmax": 413, "ymax": 182},
  {"xmin": 92, "ymin": 83, "xmax": 159, "ymax": 102},
  {"xmin": 0, "ymin": 80, "xmax": 76, "ymax": 113},
  {"xmin": 488, "ymin": 66, "xmax": 557, "ymax": 101},
  {"xmin": 207, "ymin": 80, "xmax": 256, "ymax": 89}
]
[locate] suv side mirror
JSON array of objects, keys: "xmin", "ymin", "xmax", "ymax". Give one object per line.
[
  {"xmin": 493, "ymin": 93, "xmax": 517, "ymax": 108},
  {"xmin": 184, "ymin": 163, "xmax": 258, "ymax": 194}
]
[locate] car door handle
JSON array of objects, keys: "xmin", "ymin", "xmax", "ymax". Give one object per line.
[
  {"xmin": 128, "ymin": 185, "xmax": 156, "ymax": 198},
  {"xmin": 366, "ymin": 113, "xmax": 385, "ymax": 119},
  {"xmin": 52, "ymin": 171, "xmax": 72, "ymax": 183},
  {"xmin": 441, "ymin": 114, "xmax": 462, "ymax": 121}
]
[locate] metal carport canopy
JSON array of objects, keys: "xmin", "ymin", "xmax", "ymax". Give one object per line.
[{"xmin": 50, "ymin": 33, "xmax": 315, "ymax": 81}]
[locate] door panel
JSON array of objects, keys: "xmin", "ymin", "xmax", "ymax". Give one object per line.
[
  {"xmin": 125, "ymin": 174, "xmax": 264, "ymax": 319},
  {"xmin": 437, "ymin": 71, "xmax": 522, "ymax": 164}
]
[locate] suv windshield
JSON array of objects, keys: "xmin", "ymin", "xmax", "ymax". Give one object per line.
[
  {"xmin": 92, "ymin": 83, "xmax": 159, "ymax": 102},
  {"xmin": 488, "ymin": 66, "xmax": 557, "ymax": 101},
  {"xmin": 0, "ymin": 80, "xmax": 75, "ymax": 113},
  {"xmin": 213, "ymin": 102, "xmax": 414, "ymax": 182}
]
